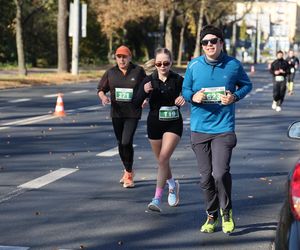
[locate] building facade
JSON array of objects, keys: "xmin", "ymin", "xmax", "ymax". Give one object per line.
[{"xmin": 236, "ymin": 0, "xmax": 300, "ymax": 62}]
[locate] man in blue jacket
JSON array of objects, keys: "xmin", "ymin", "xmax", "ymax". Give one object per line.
[{"xmin": 182, "ymin": 25, "xmax": 252, "ymax": 234}]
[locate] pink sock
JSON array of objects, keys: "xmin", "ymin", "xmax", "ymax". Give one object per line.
[{"xmin": 154, "ymin": 187, "xmax": 164, "ymax": 200}]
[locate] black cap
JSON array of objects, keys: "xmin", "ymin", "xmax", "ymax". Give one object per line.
[{"xmin": 200, "ymin": 25, "xmax": 224, "ymax": 41}]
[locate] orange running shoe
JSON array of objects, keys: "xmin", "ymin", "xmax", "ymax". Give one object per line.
[
  {"xmin": 119, "ymin": 170, "xmax": 135, "ymax": 184},
  {"xmin": 119, "ymin": 171, "xmax": 126, "ymax": 184},
  {"xmin": 121, "ymin": 170, "xmax": 135, "ymax": 188}
]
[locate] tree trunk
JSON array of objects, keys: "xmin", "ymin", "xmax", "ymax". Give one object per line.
[
  {"xmin": 193, "ymin": 0, "xmax": 205, "ymax": 58},
  {"xmin": 107, "ymin": 34, "xmax": 113, "ymax": 63},
  {"xmin": 14, "ymin": 0, "xmax": 27, "ymax": 76},
  {"xmin": 177, "ymin": 14, "xmax": 187, "ymax": 67},
  {"xmin": 231, "ymin": 18, "xmax": 237, "ymax": 57},
  {"xmin": 158, "ymin": 8, "xmax": 165, "ymax": 48},
  {"xmin": 165, "ymin": 7, "xmax": 175, "ymax": 54},
  {"xmin": 57, "ymin": 0, "xmax": 69, "ymax": 73}
]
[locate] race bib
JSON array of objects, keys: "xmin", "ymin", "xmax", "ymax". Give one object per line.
[
  {"xmin": 275, "ymin": 76, "xmax": 284, "ymax": 82},
  {"xmin": 202, "ymin": 86, "xmax": 226, "ymax": 104},
  {"xmin": 159, "ymin": 106, "xmax": 179, "ymax": 121},
  {"xmin": 115, "ymin": 88, "xmax": 133, "ymax": 102},
  {"xmin": 291, "ymin": 68, "xmax": 295, "ymax": 73}
]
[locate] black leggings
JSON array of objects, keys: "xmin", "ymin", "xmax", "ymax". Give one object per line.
[
  {"xmin": 287, "ymin": 72, "xmax": 296, "ymax": 82},
  {"xmin": 273, "ymin": 80, "xmax": 286, "ymax": 106},
  {"xmin": 112, "ymin": 118, "xmax": 139, "ymax": 172}
]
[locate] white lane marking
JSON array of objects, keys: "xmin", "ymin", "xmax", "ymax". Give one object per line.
[
  {"xmin": 0, "ymin": 188, "xmax": 26, "ymax": 204},
  {"xmin": 43, "ymin": 93, "xmax": 59, "ymax": 98},
  {"xmin": 0, "ymin": 246, "xmax": 29, "ymax": 250},
  {"xmin": 8, "ymin": 98, "xmax": 31, "ymax": 103},
  {"xmin": 255, "ymin": 88, "xmax": 264, "ymax": 92},
  {"xmin": 78, "ymin": 105, "xmax": 102, "ymax": 111},
  {"xmin": 0, "ymin": 104, "xmax": 104, "ymax": 130},
  {"xmin": 43, "ymin": 89, "xmax": 89, "ymax": 98},
  {"xmin": 97, "ymin": 145, "xmax": 137, "ymax": 157},
  {"xmin": 71, "ymin": 90, "xmax": 88, "ymax": 94},
  {"xmin": 18, "ymin": 168, "xmax": 78, "ymax": 189},
  {"xmin": 0, "ymin": 114, "xmax": 57, "ymax": 130}
]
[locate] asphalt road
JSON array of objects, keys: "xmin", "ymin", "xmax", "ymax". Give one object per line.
[{"xmin": 0, "ymin": 64, "xmax": 299, "ymax": 250}]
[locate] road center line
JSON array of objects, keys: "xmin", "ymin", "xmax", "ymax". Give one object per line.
[
  {"xmin": 0, "ymin": 104, "xmax": 103, "ymax": 130},
  {"xmin": 0, "ymin": 114, "xmax": 57, "ymax": 130},
  {"xmin": 18, "ymin": 168, "xmax": 78, "ymax": 189},
  {"xmin": 8, "ymin": 98, "xmax": 31, "ymax": 103},
  {"xmin": 0, "ymin": 246, "xmax": 29, "ymax": 250},
  {"xmin": 43, "ymin": 94, "xmax": 59, "ymax": 98},
  {"xmin": 71, "ymin": 90, "xmax": 88, "ymax": 94}
]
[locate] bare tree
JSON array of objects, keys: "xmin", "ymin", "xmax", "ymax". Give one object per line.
[
  {"xmin": 165, "ymin": 5, "xmax": 175, "ymax": 53},
  {"xmin": 91, "ymin": 0, "xmax": 157, "ymax": 61},
  {"xmin": 158, "ymin": 8, "xmax": 165, "ymax": 48},
  {"xmin": 193, "ymin": 0, "xmax": 205, "ymax": 58},
  {"xmin": 177, "ymin": 13, "xmax": 188, "ymax": 66},
  {"xmin": 14, "ymin": 0, "xmax": 27, "ymax": 75},
  {"xmin": 57, "ymin": 0, "xmax": 69, "ymax": 72}
]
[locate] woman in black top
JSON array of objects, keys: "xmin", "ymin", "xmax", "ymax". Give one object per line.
[
  {"xmin": 97, "ymin": 45, "xmax": 146, "ymax": 188},
  {"xmin": 134, "ymin": 48, "xmax": 185, "ymax": 212}
]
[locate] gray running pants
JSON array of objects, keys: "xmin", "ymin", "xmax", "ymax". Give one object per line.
[{"xmin": 191, "ymin": 132, "xmax": 237, "ymax": 216}]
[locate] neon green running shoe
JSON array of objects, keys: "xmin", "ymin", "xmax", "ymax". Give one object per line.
[
  {"xmin": 221, "ymin": 209, "xmax": 235, "ymax": 234},
  {"xmin": 200, "ymin": 216, "xmax": 218, "ymax": 233}
]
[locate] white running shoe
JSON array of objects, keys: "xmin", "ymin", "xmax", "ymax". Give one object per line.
[
  {"xmin": 276, "ymin": 106, "xmax": 282, "ymax": 112},
  {"xmin": 168, "ymin": 180, "xmax": 180, "ymax": 207},
  {"xmin": 272, "ymin": 101, "xmax": 277, "ymax": 110}
]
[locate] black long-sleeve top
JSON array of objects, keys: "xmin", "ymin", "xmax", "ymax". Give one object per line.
[
  {"xmin": 270, "ymin": 58, "xmax": 289, "ymax": 77},
  {"xmin": 97, "ymin": 63, "xmax": 146, "ymax": 118},
  {"xmin": 286, "ymin": 56, "xmax": 299, "ymax": 70},
  {"xmin": 133, "ymin": 70, "xmax": 183, "ymax": 116}
]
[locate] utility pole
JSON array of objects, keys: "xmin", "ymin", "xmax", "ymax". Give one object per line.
[
  {"xmin": 71, "ymin": 0, "xmax": 80, "ymax": 75},
  {"xmin": 254, "ymin": 14, "xmax": 258, "ymax": 64}
]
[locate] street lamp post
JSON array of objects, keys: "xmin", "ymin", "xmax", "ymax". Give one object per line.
[{"xmin": 71, "ymin": 0, "xmax": 80, "ymax": 75}]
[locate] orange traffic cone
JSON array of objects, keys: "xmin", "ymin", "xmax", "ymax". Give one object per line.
[
  {"xmin": 250, "ymin": 65, "xmax": 255, "ymax": 75},
  {"xmin": 54, "ymin": 93, "xmax": 66, "ymax": 117}
]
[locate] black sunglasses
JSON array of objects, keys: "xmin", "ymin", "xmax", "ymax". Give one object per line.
[
  {"xmin": 201, "ymin": 38, "xmax": 219, "ymax": 46},
  {"xmin": 155, "ymin": 61, "xmax": 171, "ymax": 67}
]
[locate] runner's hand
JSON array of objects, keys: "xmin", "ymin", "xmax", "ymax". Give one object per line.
[
  {"xmin": 144, "ymin": 81, "xmax": 153, "ymax": 93},
  {"xmin": 192, "ymin": 89, "xmax": 205, "ymax": 103},
  {"xmin": 221, "ymin": 91, "xmax": 235, "ymax": 105},
  {"xmin": 101, "ymin": 95, "xmax": 111, "ymax": 106},
  {"xmin": 175, "ymin": 96, "xmax": 185, "ymax": 106},
  {"xmin": 141, "ymin": 99, "xmax": 148, "ymax": 108}
]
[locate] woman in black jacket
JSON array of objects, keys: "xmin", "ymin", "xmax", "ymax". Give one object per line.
[{"xmin": 134, "ymin": 48, "xmax": 185, "ymax": 212}]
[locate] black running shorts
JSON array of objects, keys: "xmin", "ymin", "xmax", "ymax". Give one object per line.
[{"xmin": 147, "ymin": 113, "xmax": 183, "ymax": 140}]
